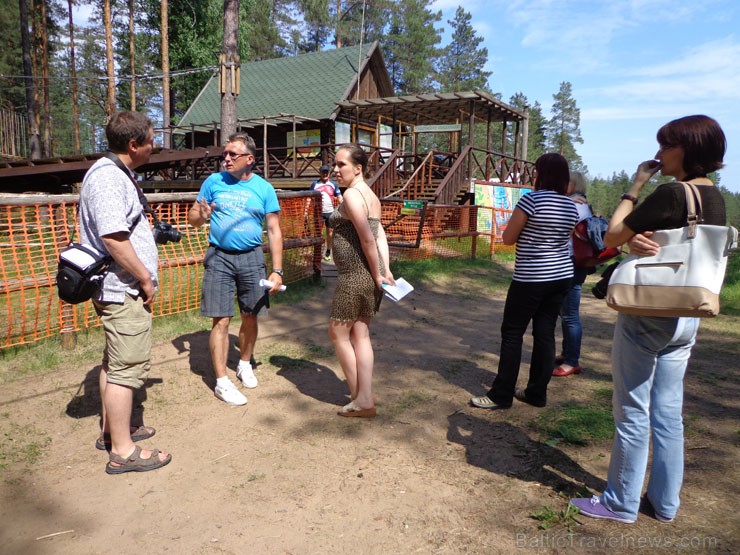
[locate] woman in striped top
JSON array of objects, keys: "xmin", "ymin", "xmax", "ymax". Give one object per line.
[{"xmin": 471, "ymin": 153, "xmax": 578, "ymax": 409}]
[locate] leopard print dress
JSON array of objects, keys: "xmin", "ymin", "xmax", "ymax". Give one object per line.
[{"xmin": 328, "ymin": 208, "xmax": 385, "ymax": 322}]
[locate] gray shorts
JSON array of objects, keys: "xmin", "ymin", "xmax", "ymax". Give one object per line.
[{"xmin": 200, "ymin": 246, "xmax": 268, "ymax": 318}]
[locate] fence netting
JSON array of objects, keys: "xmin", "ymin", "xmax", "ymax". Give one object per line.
[{"xmin": 1, "ymin": 193, "xmax": 506, "ymax": 350}]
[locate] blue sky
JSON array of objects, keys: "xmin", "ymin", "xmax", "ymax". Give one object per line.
[{"xmin": 432, "ymin": 0, "xmax": 740, "ymax": 192}]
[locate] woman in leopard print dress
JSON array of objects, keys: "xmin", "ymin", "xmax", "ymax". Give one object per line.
[{"xmin": 328, "ymin": 144, "xmax": 394, "ymax": 418}]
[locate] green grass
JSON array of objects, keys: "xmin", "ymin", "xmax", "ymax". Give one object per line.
[
  {"xmin": 0, "ymin": 421, "xmax": 52, "ymax": 475},
  {"xmin": 0, "ymin": 274, "xmax": 330, "ymax": 384},
  {"xmin": 720, "ymin": 250, "xmax": 740, "ymax": 315},
  {"xmin": 535, "ymin": 389, "xmax": 614, "ymax": 446},
  {"xmin": 531, "ymin": 501, "xmax": 581, "ymax": 531},
  {"xmin": 391, "ymin": 256, "xmax": 512, "ymax": 291}
]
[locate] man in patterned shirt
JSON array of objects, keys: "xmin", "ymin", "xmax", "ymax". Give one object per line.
[{"xmin": 79, "ymin": 111, "xmax": 171, "ymax": 474}]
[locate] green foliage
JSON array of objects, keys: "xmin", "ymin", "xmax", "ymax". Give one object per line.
[
  {"xmin": 718, "ymin": 185, "xmax": 740, "ymax": 229},
  {"xmin": 299, "ymin": 0, "xmax": 333, "ymax": 52},
  {"xmin": 385, "ymin": 0, "xmax": 442, "ymax": 94},
  {"xmin": 509, "ymin": 93, "xmax": 547, "ymax": 162},
  {"xmin": 531, "ymin": 502, "xmax": 580, "ymax": 531},
  {"xmin": 0, "ymin": 2, "xmax": 24, "ymax": 110},
  {"xmin": 546, "ymin": 81, "xmax": 585, "ymax": 172},
  {"xmin": 720, "ymin": 250, "xmax": 740, "ymax": 316},
  {"xmin": 436, "ymin": 7, "xmax": 490, "ymax": 92},
  {"xmin": 334, "ymin": 0, "xmax": 393, "ymax": 50}
]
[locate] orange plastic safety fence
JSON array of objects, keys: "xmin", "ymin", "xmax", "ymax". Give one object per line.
[
  {"xmin": 0, "ymin": 191, "xmax": 324, "ymax": 350},
  {"xmin": 382, "ymin": 202, "xmax": 513, "ymax": 261},
  {"xmin": 1, "ymin": 193, "xmax": 501, "ymax": 351}
]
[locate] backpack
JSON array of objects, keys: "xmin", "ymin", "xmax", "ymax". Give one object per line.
[
  {"xmin": 56, "ymin": 243, "xmax": 112, "ymax": 304},
  {"xmin": 572, "ymin": 216, "xmax": 621, "ymax": 268}
]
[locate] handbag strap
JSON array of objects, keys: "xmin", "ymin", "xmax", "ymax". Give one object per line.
[{"xmin": 681, "ymin": 182, "xmax": 703, "ymax": 239}]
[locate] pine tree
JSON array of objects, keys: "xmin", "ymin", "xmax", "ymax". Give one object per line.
[
  {"xmin": 546, "ymin": 81, "xmax": 585, "ymax": 171},
  {"xmin": 299, "ymin": 0, "xmax": 331, "ymax": 52},
  {"xmin": 384, "ymin": 0, "xmax": 442, "ymax": 94},
  {"xmin": 334, "ymin": 0, "xmax": 391, "ymax": 49},
  {"xmin": 509, "ymin": 92, "xmax": 546, "ymax": 162},
  {"xmin": 436, "ymin": 7, "xmax": 490, "ymax": 93},
  {"xmin": 0, "ymin": 3, "xmax": 24, "ymax": 111}
]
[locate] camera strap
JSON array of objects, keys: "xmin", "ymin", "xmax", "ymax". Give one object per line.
[{"xmin": 104, "ymin": 151, "xmax": 159, "ymax": 225}]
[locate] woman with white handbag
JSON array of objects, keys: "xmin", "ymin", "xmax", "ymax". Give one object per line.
[{"xmin": 570, "ymin": 115, "xmax": 728, "ymax": 523}]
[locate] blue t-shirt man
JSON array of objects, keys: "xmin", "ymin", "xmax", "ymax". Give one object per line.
[
  {"xmin": 188, "ymin": 134, "xmax": 283, "ymax": 407},
  {"xmin": 197, "ymin": 171, "xmax": 280, "ymax": 251}
]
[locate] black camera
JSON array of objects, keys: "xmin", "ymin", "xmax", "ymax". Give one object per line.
[
  {"xmin": 152, "ymin": 221, "xmax": 182, "ymax": 245},
  {"xmin": 592, "ymin": 261, "xmax": 620, "ymax": 299}
]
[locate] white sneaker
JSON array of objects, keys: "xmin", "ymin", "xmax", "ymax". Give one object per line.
[
  {"xmin": 214, "ymin": 380, "xmax": 247, "ymax": 406},
  {"xmin": 237, "ymin": 361, "xmax": 258, "ymax": 389}
]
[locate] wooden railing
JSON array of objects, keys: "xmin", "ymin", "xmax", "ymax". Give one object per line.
[
  {"xmin": 367, "ymin": 150, "xmax": 400, "ymax": 198},
  {"xmin": 433, "ymin": 146, "xmax": 471, "ymax": 205},
  {"xmin": 469, "ymin": 147, "xmax": 535, "ymax": 186}
]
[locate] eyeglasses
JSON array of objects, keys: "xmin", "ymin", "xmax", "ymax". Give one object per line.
[{"xmin": 222, "ymin": 150, "xmax": 250, "ymax": 160}]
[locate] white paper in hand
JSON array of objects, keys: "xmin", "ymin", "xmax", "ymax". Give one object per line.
[{"xmin": 382, "ymin": 277, "xmax": 414, "ymax": 302}]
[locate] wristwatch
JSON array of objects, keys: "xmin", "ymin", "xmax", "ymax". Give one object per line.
[
  {"xmin": 620, "ymin": 193, "xmax": 638, "ymax": 205},
  {"xmin": 272, "ymin": 269, "xmax": 284, "ymax": 277}
]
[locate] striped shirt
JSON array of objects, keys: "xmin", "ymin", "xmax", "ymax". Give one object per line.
[{"xmin": 512, "ymin": 190, "xmax": 578, "ymax": 282}]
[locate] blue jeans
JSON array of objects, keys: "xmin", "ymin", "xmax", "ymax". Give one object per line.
[
  {"xmin": 559, "ymin": 267, "xmax": 588, "ymax": 366},
  {"xmin": 487, "ymin": 278, "xmax": 571, "ymax": 406},
  {"xmin": 600, "ymin": 313, "xmax": 700, "ymax": 521}
]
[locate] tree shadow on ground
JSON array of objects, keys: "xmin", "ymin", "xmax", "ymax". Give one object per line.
[
  {"xmin": 271, "ymin": 355, "xmax": 347, "ymax": 407},
  {"xmin": 172, "ymin": 330, "xmax": 258, "ymax": 392},
  {"xmin": 447, "ymin": 412, "xmax": 607, "ymax": 496},
  {"xmin": 65, "ymin": 365, "xmax": 158, "ymax": 430}
]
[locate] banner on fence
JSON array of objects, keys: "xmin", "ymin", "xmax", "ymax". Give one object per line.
[{"xmin": 474, "ymin": 183, "xmax": 531, "ymax": 235}]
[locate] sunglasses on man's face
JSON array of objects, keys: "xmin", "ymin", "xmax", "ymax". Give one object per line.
[{"xmin": 222, "ymin": 151, "xmax": 250, "ymax": 160}]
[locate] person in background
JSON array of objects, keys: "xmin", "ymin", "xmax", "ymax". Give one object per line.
[
  {"xmin": 79, "ymin": 110, "xmax": 171, "ymax": 474},
  {"xmin": 553, "ymin": 171, "xmax": 592, "ymax": 377},
  {"xmin": 188, "ymin": 133, "xmax": 284, "ymax": 406},
  {"xmin": 328, "ymin": 144, "xmax": 394, "ymax": 418},
  {"xmin": 570, "ymin": 115, "xmax": 727, "ymax": 524},
  {"xmin": 470, "ymin": 153, "xmax": 578, "ymax": 410},
  {"xmin": 310, "ymin": 165, "xmax": 343, "ymax": 260}
]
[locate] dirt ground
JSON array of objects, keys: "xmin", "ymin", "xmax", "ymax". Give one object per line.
[{"xmin": 1, "ymin": 266, "xmax": 738, "ymax": 555}]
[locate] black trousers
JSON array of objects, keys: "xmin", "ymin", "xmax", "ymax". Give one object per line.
[{"xmin": 487, "ymin": 277, "xmax": 571, "ymax": 407}]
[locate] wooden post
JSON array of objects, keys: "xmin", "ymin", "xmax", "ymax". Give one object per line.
[
  {"xmin": 470, "ymin": 205, "xmax": 477, "ymax": 259},
  {"xmin": 263, "ymin": 117, "xmax": 268, "ymax": 179},
  {"xmin": 292, "ymin": 116, "xmax": 297, "ymax": 178}
]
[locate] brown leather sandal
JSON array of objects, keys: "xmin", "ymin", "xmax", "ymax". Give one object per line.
[
  {"xmin": 96, "ymin": 426, "xmax": 156, "ymax": 451},
  {"xmin": 105, "ymin": 445, "xmax": 171, "ymax": 475}
]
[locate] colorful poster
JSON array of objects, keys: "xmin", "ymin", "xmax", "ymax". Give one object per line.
[
  {"xmin": 287, "ymin": 129, "xmax": 321, "ymax": 156},
  {"xmin": 475, "ymin": 183, "xmax": 531, "ymax": 235}
]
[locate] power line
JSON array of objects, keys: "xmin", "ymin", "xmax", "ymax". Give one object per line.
[{"xmin": 0, "ymin": 66, "xmax": 218, "ymax": 82}]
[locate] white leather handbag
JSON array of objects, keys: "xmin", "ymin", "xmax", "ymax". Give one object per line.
[{"xmin": 606, "ymin": 182, "xmax": 738, "ymax": 318}]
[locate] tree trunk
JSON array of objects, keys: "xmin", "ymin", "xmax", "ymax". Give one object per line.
[
  {"xmin": 67, "ymin": 0, "xmax": 81, "ymax": 154},
  {"xmin": 19, "ymin": 0, "xmax": 41, "ymax": 159},
  {"xmin": 104, "ymin": 0, "xmax": 117, "ymax": 117},
  {"xmin": 161, "ymin": 0, "xmax": 171, "ymax": 148},
  {"xmin": 336, "ymin": 0, "xmax": 342, "ymax": 48},
  {"xmin": 128, "ymin": 0, "xmax": 136, "ymax": 110},
  {"xmin": 30, "ymin": 0, "xmax": 42, "ymax": 155},
  {"xmin": 40, "ymin": 0, "xmax": 51, "ymax": 156},
  {"xmin": 220, "ymin": 0, "xmax": 239, "ymax": 143}
]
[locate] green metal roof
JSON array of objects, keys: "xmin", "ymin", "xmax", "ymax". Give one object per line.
[{"xmin": 179, "ymin": 44, "xmax": 374, "ymax": 128}]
